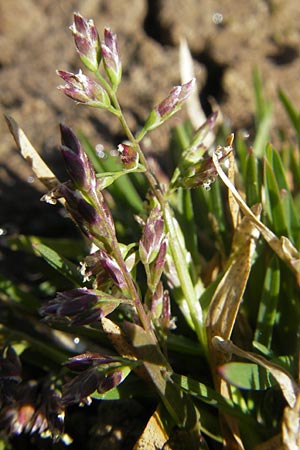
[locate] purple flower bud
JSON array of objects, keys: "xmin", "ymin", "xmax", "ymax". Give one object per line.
[
  {"xmin": 149, "ymin": 237, "xmax": 167, "ymax": 292},
  {"xmin": 97, "ymin": 249, "xmax": 128, "ymax": 294},
  {"xmin": 70, "ymin": 12, "xmax": 101, "ymax": 72},
  {"xmin": 118, "ymin": 143, "xmax": 138, "ymax": 170},
  {"xmin": 143, "ymin": 79, "xmax": 195, "ymax": 132},
  {"xmin": 39, "ymin": 288, "xmax": 103, "ymax": 326},
  {"xmin": 177, "ymin": 145, "xmax": 231, "ymax": 190},
  {"xmin": 57, "ymin": 70, "xmax": 110, "ymax": 108},
  {"xmin": 139, "ymin": 207, "xmax": 165, "ymax": 265},
  {"xmin": 161, "ymin": 290, "xmax": 176, "ymax": 330},
  {"xmin": 59, "ymin": 124, "xmax": 97, "ymax": 192},
  {"xmin": 71, "ymin": 308, "xmax": 103, "ymax": 326},
  {"xmin": 61, "ymin": 352, "xmax": 128, "ymax": 406},
  {"xmin": 150, "ymin": 286, "xmax": 175, "ymax": 331},
  {"xmin": 40, "ymin": 288, "xmax": 125, "ymax": 326},
  {"xmin": 64, "ymin": 353, "xmax": 116, "ymax": 372},
  {"xmin": 54, "ymin": 182, "xmax": 115, "ymax": 244},
  {"xmin": 58, "ymin": 184, "xmax": 100, "ymax": 238},
  {"xmin": 97, "ymin": 371, "xmax": 122, "ymax": 393},
  {"xmin": 62, "ymin": 368, "xmax": 100, "ymax": 406},
  {"xmin": 0, "ymin": 345, "xmax": 22, "ymax": 383},
  {"xmin": 101, "ymin": 28, "xmax": 122, "ymax": 89}
]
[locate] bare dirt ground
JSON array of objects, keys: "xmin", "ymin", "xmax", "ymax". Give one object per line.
[{"xmin": 1, "ymin": 0, "xmax": 300, "ymax": 236}]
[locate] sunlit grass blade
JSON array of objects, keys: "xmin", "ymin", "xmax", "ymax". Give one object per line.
[
  {"xmin": 253, "ymin": 69, "xmax": 273, "ymax": 157},
  {"xmin": 254, "ymin": 255, "xmax": 280, "ymax": 349},
  {"xmin": 278, "ymin": 88, "xmax": 300, "ymax": 146},
  {"xmin": 264, "ymin": 144, "xmax": 299, "ymax": 243},
  {"xmin": 173, "ymin": 373, "xmax": 260, "ymax": 428},
  {"xmin": 270, "ymin": 147, "xmax": 299, "ymax": 244},
  {"xmin": 263, "ymin": 148, "xmax": 289, "ymax": 237},
  {"xmin": 289, "ymin": 144, "xmax": 300, "ymax": 191},
  {"xmin": 7, "ymin": 234, "xmax": 86, "ymax": 260},
  {"xmin": 219, "ymin": 362, "xmax": 274, "ymax": 390},
  {"xmin": 176, "ymin": 188, "xmax": 200, "ymax": 267},
  {"xmin": 211, "ymin": 179, "xmax": 227, "ymax": 236},
  {"xmin": 245, "ymin": 148, "xmax": 261, "ymax": 206},
  {"xmin": 235, "ymin": 134, "xmax": 248, "ymax": 181},
  {"xmin": 32, "ymin": 242, "xmax": 82, "ymax": 286}
]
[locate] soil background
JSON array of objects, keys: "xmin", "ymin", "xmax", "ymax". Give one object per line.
[
  {"xmin": 1, "ymin": 1, "xmax": 300, "ymax": 449},
  {"xmin": 1, "ymin": 0, "xmax": 300, "ymax": 237}
]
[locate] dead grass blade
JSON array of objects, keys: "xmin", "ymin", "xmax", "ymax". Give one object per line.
[
  {"xmin": 213, "ymin": 337, "xmax": 299, "ymax": 409},
  {"xmin": 5, "ymin": 115, "xmax": 59, "ymax": 190},
  {"xmin": 205, "ymin": 202, "xmax": 259, "ymax": 450},
  {"xmin": 133, "ymin": 408, "xmax": 170, "ymax": 450},
  {"xmin": 212, "ymin": 150, "xmax": 300, "ymax": 284},
  {"xmin": 206, "ymin": 210, "xmax": 260, "ymax": 361}
]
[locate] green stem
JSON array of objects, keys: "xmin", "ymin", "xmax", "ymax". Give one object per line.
[{"xmin": 95, "ymin": 70, "xmax": 206, "ymax": 348}]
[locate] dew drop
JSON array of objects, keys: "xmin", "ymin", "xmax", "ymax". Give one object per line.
[
  {"xmin": 95, "ymin": 144, "xmax": 105, "ymax": 158},
  {"xmin": 0, "ymin": 228, "xmax": 7, "ymax": 236},
  {"xmin": 27, "ymin": 175, "xmax": 35, "ymax": 184},
  {"xmin": 212, "ymin": 12, "xmax": 223, "ymax": 25}
]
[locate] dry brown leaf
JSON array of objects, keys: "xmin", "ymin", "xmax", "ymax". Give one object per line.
[
  {"xmin": 133, "ymin": 408, "xmax": 170, "ymax": 450},
  {"xmin": 5, "ymin": 115, "xmax": 59, "ymax": 191},
  {"xmin": 227, "ymin": 139, "xmax": 241, "ymax": 229},
  {"xmin": 205, "ymin": 204, "xmax": 259, "ymax": 450},
  {"xmin": 100, "ymin": 317, "xmax": 138, "ymax": 361},
  {"xmin": 282, "ymin": 392, "xmax": 300, "ymax": 450},
  {"xmin": 212, "ymin": 151, "xmax": 300, "ymax": 284},
  {"xmin": 206, "ymin": 210, "xmax": 260, "ymax": 361}
]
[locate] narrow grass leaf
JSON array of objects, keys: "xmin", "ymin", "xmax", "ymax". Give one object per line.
[
  {"xmin": 8, "ymin": 234, "xmax": 86, "ymax": 260},
  {"xmin": 32, "ymin": 242, "xmax": 82, "ymax": 285},
  {"xmin": 219, "ymin": 362, "xmax": 274, "ymax": 390},
  {"xmin": 245, "ymin": 150, "xmax": 261, "ymax": 206},
  {"xmin": 264, "ymin": 154, "xmax": 289, "ymax": 237},
  {"xmin": 278, "ymin": 88, "xmax": 300, "ymax": 145},
  {"xmin": 235, "ymin": 135, "xmax": 248, "ymax": 181},
  {"xmin": 270, "ymin": 148, "xmax": 299, "ymax": 242},
  {"xmin": 213, "ymin": 337, "xmax": 299, "ymax": 408},
  {"xmin": 252, "ymin": 70, "xmax": 272, "ymax": 157},
  {"xmin": 176, "ymin": 188, "xmax": 200, "ymax": 266},
  {"xmin": 254, "ymin": 255, "xmax": 280, "ymax": 349}
]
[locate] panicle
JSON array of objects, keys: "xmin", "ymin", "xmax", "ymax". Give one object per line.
[
  {"xmin": 101, "ymin": 28, "xmax": 122, "ymax": 90},
  {"xmin": 118, "ymin": 143, "xmax": 139, "ymax": 170},
  {"xmin": 143, "ymin": 79, "xmax": 195, "ymax": 132},
  {"xmin": 61, "ymin": 353, "xmax": 129, "ymax": 406},
  {"xmin": 139, "ymin": 207, "xmax": 165, "ymax": 265},
  {"xmin": 70, "ymin": 12, "xmax": 101, "ymax": 72},
  {"xmin": 39, "ymin": 288, "xmax": 103, "ymax": 326},
  {"xmin": 59, "ymin": 124, "xmax": 97, "ymax": 192},
  {"xmin": 57, "ymin": 70, "xmax": 111, "ymax": 109}
]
